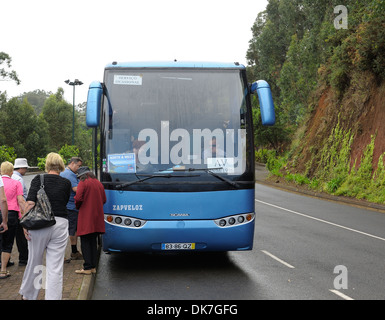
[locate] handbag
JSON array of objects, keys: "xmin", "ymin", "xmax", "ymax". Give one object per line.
[{"xmin": 20, "ymin": 174, "xmax": 56, "ymax": 230}]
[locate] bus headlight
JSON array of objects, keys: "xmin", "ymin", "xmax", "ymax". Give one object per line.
[
  {"xmin": 214, "ymin": 213, "xmax": 254, "ymax": 228},
  {"xmin": 134, "ymin": 220, "xmax": 141, "ymax": 227}
]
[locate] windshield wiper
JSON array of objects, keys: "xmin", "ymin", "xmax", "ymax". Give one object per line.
[
  {"xmin": 115, "ymin": 173, "xmax": 199, "ymax": 189},
  {"xmin": 170, "ymin": 167, "xmax": 239, "ymax": 188}
]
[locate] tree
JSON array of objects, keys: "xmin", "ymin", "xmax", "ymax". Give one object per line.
[
  {"xmin": 0, "ymin": 97, "xmax": 48, "ymax": 165},
  {"xmin": 247, "ymin": 0, "xmax": 310, "ymax": 149},
  {"xmin": 246, "ymin": 0, "xmax": 370, "ymax": 150},
  {"xmin": 0, "ymin": 55, "xmax": 91, "ymax": 165},
  {"xmin": 20, "ymin": 89, "xmax": 52, "ymax": 115},
  {"xmin": 0, "ymin": 52, "xmax": 20, "ymax": 85},
  {"xmin": 41, "ymin": 88, "xmax": 73, "ymax": 150},
  {"xmin": 252, "ymin": 104, "xmax": 291, "ymax": 151},
  {"xmin": 0, "ymin": 145, "xmax": 16, "ymax": 164}
]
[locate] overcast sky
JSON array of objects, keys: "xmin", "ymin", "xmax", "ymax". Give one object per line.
[{"xmin": 1, "ymin": 0, "xmax": 267, "ymax": 104}]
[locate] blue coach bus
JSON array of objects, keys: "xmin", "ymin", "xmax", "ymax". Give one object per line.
[{"xmin": 86, "ymin": 61, "xmax": 275, "ymax": 252}]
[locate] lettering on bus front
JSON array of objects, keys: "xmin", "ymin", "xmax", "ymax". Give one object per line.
[{"xmin": 113, "ymin": 204, "xmax": 143, "ymax": 211}]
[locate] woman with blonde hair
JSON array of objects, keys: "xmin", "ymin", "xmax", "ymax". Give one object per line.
[
  {"xmin": 0, "ymin": 161, "xmax": 25, "ymax": 279},
  {"xmin": 19, "ymin": 153, "xmax": 72, "ymax": 300}
]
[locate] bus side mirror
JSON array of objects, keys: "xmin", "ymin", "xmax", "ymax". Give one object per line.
[
  {"xmin": 86, "ymin": 81, "xmax": 103, "ymax": 127},
  {"xmin": 251, "ymin": 80, "xmax": 275, "ymax": 126}
]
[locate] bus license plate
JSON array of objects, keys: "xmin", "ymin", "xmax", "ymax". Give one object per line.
[{"xmin": 162, "ymin": 243, "xmax": 195, "ymax": 250}]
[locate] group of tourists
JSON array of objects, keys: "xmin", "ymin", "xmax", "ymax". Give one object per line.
[{"xmin": 0, "ymin": 154, "xmax": 106, "ymax": 300}]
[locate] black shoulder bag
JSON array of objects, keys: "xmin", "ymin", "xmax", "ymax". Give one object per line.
[{"xmin": 20, "ymin": 174, "xmax": 56, "ymax": 230}]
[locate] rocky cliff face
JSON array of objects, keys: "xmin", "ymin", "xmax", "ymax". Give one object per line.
[{"xmin": 292, "ymin": 71, "xmax": 385, "ymax": 176}]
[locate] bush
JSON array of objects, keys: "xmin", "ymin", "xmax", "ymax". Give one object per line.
[
  {"xmin": 309, "ymin": 178, "xmax": 320, "ymax": 190},
  {"xmin": 264, "ymin": 152, "xmax": 288, "ymax": 178},
  {"xmin": 255, "ymin": 149, "xmax": 276, "ymax": 164},
  {"xmin": 37, "ymin": 157, "xmax": 46, "ymax": 171},
  {"xmin": 0, "ymin": 145, "xmax": 16, "ymax": 164},
  {"xmin": 293, "ymin": 174, "xmax": 310, "ymax": 186},
  {"xmin": 59, "ymin": 144, "xmax": 79, "ymax": 165},
  {"xmin": 325, "ymin": 176, "xmax": 344, "ymax": 194}
]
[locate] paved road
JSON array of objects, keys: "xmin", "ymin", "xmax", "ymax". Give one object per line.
[
  {"xmin": 23, "ymin": 173, "xmax": 35, "ymax": 190},
  {"xmin": 91, "ymin": 183, "xmax": 385, "ymax": 300}
]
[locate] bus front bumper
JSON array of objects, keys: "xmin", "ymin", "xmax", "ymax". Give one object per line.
[{"xmin": 102, "ymin": 218, "xmax": 255, "ymax": 252}]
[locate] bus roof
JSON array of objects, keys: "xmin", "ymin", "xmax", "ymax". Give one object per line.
[{"xmin": 105, "ymin": 61, "xmax": 246, "ymax": 70}]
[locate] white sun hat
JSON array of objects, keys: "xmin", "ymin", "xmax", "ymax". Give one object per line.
[{"xmin": 14, "ymin": 158, "xmax": 29, "ymax": 169}]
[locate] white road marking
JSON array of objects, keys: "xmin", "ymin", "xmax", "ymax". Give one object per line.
[
  {"xmin": 261, "ymin": 250, "xmax": 295, "ymax": 269},
  {"xmin": 329, "ymin": 289, "xmax": 354, "ymax": 300},
  {"xmin": 256, "ymin": 199, "xmax": 385, "ymax": 242}
]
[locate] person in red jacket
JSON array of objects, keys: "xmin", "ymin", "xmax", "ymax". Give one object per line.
[{"xmin": 74, "ymin": 167, "xmax": 106, "ymax": 275}]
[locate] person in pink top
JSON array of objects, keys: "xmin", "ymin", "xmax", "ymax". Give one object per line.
[
  {"xmin": 0, "ymin": 176, "xmax": 8, "ymax": 233},
  {"xmin": 0, "ymin": 161, "xmax": 26, "ymax": 279}
]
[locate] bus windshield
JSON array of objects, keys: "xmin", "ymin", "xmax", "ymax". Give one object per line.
[{"xmin": 101, "ymin": 68, "xmax": 253, "ymax": 191}]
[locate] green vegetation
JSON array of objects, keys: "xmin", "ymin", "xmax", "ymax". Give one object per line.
[
  {"xmin": 0, "ymin": 61, "xmax": 92, "ymax": 167},
  {"xmin": 248, "ymin": 0, "xmax": 385, "ymax": 147},
  {"xmin": 37, "ymin": 144, "xmax": 81, "ymax": 171},
  {"xmin": 0, "ymin": 145, "xmax": 16, "ymax": 164},
  {"xmin": 0, "ymin": 52, "xmax": 20, "ymax": 85},
  {"xmin": 248, "ymin": 0, "xmax": 385, "ymax": 204},
  {"xmin": 261, "ymin": 127, "xmax": 385, "ymax": 204}
]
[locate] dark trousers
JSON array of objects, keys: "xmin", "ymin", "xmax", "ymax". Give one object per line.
[
  {"xmin": 0, "ymin": 214, "xmax": 29, "ymax": 263},
  {"xmin": 1, "ymin": 211, "xmax": 18, "ymax": 253},
  {"xmin": 16, "ymin": 219, "xmax": 28, "ymax": 262},
  {"xmin": 0, "ymin": 210, "xmax": 28, "ymax": 263},
  {"xmin": 80, "ymin": 233, "xmax": 98, "ymax": 270}
]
